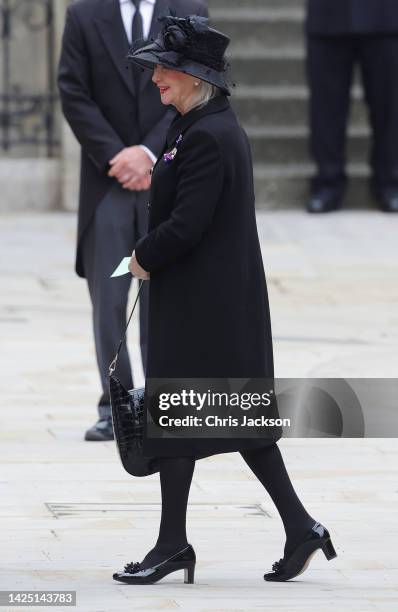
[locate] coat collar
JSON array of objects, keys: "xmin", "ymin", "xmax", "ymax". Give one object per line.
[
  {"xmin": 166, "ymin": 95, "xmax": 230, "ymax": 147},
  {"xmin": 94, "ymin": 0, "xmax": 169, "ymax": 96}
]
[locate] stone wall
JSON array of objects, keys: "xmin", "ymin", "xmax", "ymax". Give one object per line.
[
  {"xmin": 0, "ymin": 0, "xmax": 371, "ymax": 212},
  {"xmin": 57, "ymin": 1, "xmax": 80, "ymax": 213},
  {"xmin": 0, "ymin": 0, "xmax": 71, "ymax": 212}
]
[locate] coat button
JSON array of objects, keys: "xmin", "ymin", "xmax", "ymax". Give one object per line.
[{"xmin": 147, "ymin": 202, "xmax": 151, "ymax": 210}]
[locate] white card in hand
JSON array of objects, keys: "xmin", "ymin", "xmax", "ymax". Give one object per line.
[{"xmin": 110, "ymin": 257, "xmax": 131, "ymax": 278}]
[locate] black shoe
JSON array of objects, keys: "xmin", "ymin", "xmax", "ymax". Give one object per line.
[
  {"xmin": 307, "ymin": 190, "xmax": 342, "ymax": 213},
  {"xmin": 112, "ymin": 544, "xmax": 196, "ymax": 585},
  {"xmin": 84, "ymin": 417, "xmax": 114, "ymax": 441},
  {"xmin": 377, "ymin": 192, "xmax": 398, "ymax": 212},
  {"xmin": 264, "ymin": 521, "xmax": 337, "ymax": 582}
]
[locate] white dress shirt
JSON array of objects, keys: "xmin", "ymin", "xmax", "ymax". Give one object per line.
[
  {"xmin": 120, "ymin": 0, "xmax": 156, "ymax": 42},
  {"xmin": 119, "ymin": 0, "xmax": 157, "ymax": 163}
]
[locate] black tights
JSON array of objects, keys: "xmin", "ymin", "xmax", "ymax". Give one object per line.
[
  {"xmin": 241, "ymin": 444, "xmax": 316, "ymax": 556},
  {"xmin": 141, "ymin": 443, "xmax": 315, "ymax": 569},
  {"xmin": 141, "ymin": 456, "xmax": 195, "ymax": 569}
]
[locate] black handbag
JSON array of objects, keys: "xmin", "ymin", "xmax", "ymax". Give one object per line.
[{"xmin": 108, "ymin": 280, "xmax": 160, "ymax": 477}]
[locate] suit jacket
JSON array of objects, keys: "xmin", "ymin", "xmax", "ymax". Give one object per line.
[
  {"xmin": 307, "ymin": 0, "xmax": 398, "ymax": 35},
  {"xmin": 57, "ymin": 0, "xmax": 208, "ymax": 278}
]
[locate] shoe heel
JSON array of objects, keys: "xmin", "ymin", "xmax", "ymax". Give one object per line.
[
  {"xmin": 184, "ymin": 564, "xmax": 195, "ymax": 584},
  {"xmin": 321, "ymin": 537, "xmax": 337, "ymax": 560}
]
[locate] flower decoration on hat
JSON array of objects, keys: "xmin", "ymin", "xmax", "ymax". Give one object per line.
[
  {"xmin": 158, "ymin": 13, "xmax": 228, "ymax": 71},
  {"xmin": 159, "ymin": 14, "xmax": 208, "ymax": 52}
]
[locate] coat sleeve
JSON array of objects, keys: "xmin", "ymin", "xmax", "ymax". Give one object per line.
[
  {"xmin": 57, "ymin": 5, "xmax": 125, "ymax": 173},
  {"xmin": 134, "ymin": 129, "xmax": 224, "ymax": 272}
]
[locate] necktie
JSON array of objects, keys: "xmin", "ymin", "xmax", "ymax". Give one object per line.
[
  {"xmin": 131, "ymin": 0, "xmax": 144, "ymax": 44},
  {"xmin": 131, "ymin": 0, "xmax": 144, "ymax": 90}
]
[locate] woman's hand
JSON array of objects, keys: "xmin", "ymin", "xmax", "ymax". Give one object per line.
[{"xmin": 128, "ymin": 251, "xmax": 150, "ymax": 280}]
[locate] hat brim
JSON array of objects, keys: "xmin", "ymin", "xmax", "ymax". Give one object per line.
[{"xmin": 128, "ymin": 45, "xmax": 231, "ymax": 96}]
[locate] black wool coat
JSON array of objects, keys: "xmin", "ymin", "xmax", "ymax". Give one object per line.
[
  {"xmin": 135, "ymin": 95, "xmax": 282, "ymax": 458},
  {"xmin": 307, "ymin": 0, "xmax": 398, "ymax": 35},
  {"xmin": 57, "ymin": 0, "xmax": 207, "ymax": 278}
]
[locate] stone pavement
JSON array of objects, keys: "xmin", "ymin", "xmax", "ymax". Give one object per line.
[{"xmin": 0, "ymin": 210, "xmax": 397, "ymax": 612}]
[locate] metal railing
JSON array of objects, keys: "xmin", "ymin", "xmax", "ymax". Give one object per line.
[{"xmin": 0, "ymin": 0, "xmax": 59, "ymax": 156}]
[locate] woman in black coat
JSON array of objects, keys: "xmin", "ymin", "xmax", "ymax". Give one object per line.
[{"xmin": 113, "ymin": 15, "xmax": 337, "ymax": 585}]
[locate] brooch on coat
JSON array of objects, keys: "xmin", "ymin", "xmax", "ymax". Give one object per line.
[{"xmin": 163, "ymin": 133, "xmax": 183, "ymax": 163}]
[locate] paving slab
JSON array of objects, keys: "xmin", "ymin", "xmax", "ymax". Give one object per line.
[{"xmin": 0, "ymin": 211, "xmax": 397, "ymax": 611}]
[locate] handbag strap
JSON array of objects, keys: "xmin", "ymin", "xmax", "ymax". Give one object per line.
[{"xmin": 109, "ymin": 279, "xmax": 145, "ymax": 376}]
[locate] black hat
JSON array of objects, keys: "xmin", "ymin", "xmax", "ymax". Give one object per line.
[{"xmin": 127, "ymin": 14, "xmax": 231, "ymax": 95}]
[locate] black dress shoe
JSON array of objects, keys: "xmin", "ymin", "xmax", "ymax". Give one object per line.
[
  {"xmin": 264, "ymin": 521, "xmax": 337, "ymax": 582},
  {"xmin": 307, "ymin": 191, "xmax": 342, "ymax": 213},
  {"xmin": 84, "ymin": 417, "xmax": 114, "ymax": 441},
  {"xmin": 113, "ymin": 544, "xmax": 196, "ymax": 584},
  {"xmin": 378, "ymin": 192, "xmax": 398, "ymax": 212}
]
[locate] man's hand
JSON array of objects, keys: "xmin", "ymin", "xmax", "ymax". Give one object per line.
[
  {"xmin": 128, "ymin": 251, "xmax": 150, "ymax": 280},
  {"xmin": 124, "ymin": 174, "xmax": 151, "ymax": 191},
  {"xmin": 108, "ymin": 146, "xmax": 153, "ymax": 191}
]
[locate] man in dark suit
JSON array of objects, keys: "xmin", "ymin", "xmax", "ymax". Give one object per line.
[
  {"xmin": 58, "ymin": 0, "xmax": 207, "ymax": 441},
  {"xmin": 306, "ymin": 0, "xmax": 398, "ymax": 213}
]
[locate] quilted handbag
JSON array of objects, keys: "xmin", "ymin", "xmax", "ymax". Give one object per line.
[{"xmin": 108, "ymin": 280, "xmax": 160, "ymax": 477}]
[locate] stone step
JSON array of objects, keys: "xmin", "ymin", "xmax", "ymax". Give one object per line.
[
  {"xmin": 229, "ymin": 51, "xmax": 363, "ymax": 88},
  {"xmin": 210, "ymin": 9, "xmax": 305, "ymax": 52},
  {"xmin": 205, "ymin": 1, "xmax": 373, "ymax": 209},
  {"xmin": 253, "ymin": 164, "xmax": 373, "ymax": 208},
  {"xmin": 247, "ymin": 127, "xmax": 370, "ymax": 165},
  {"xmin": 209, "ymin": 0, "xmax": 304, "ymax": 9},
  {"xmin": 230, "ymin": 51, "xmax": 306, "ymax": 87},
  {"xmin": 231, "ymin": 85, "xmax": 368, "ymax": 127}
]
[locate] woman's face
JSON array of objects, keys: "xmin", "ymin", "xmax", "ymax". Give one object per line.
[{"xmin": 152, "ymin": 64, "xmax": 199, "ymax": 114}]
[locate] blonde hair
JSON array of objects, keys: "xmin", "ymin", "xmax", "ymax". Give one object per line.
[{"xmin": 188, "ymin": 80, "xmax": 222, "ymax": 111}]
